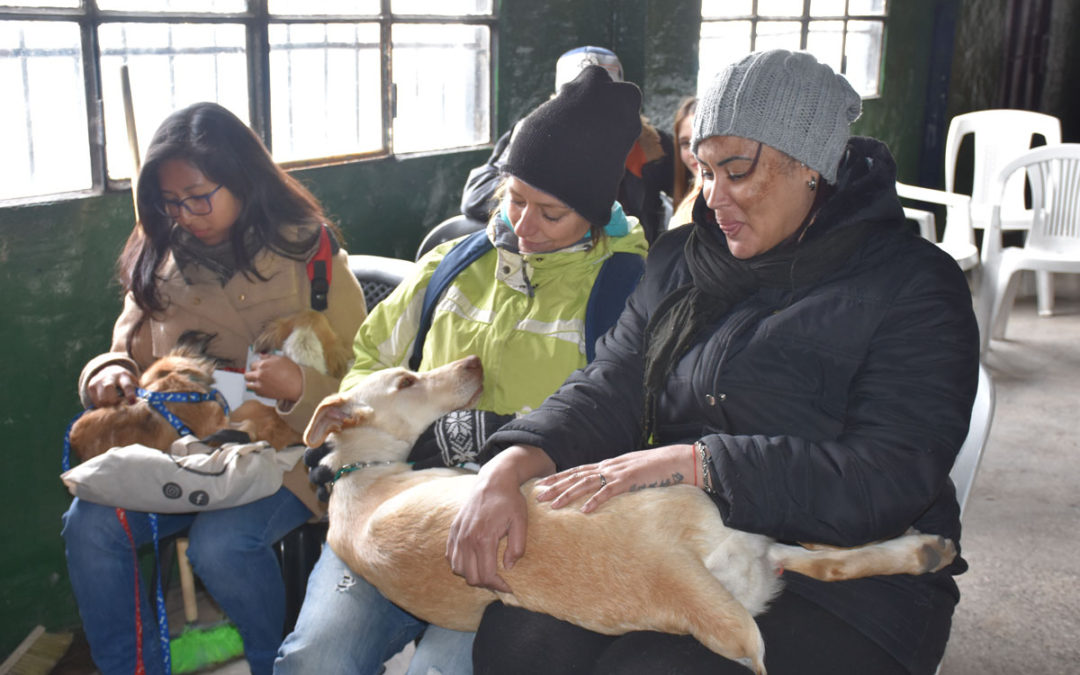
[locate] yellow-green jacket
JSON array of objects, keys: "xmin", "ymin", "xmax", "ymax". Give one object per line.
[{"xmin": 342, "ymin": 217, "xmax": 648, "ymax": 416}]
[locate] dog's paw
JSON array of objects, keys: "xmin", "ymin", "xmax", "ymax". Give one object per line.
[
  {"xmin": 915, "ymin": 534, "xmax": 958, "ymax": 573},
  {"xmin": 304, "ymin": 443, "xmax": 332, "ymax": 468},
  {"xmin": 304, "ymin": 443, "xmax": 339, "ymax": 502}
]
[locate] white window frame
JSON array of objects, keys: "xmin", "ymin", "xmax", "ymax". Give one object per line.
[
  {"xmin": 0, "ymin": 0, "xmax": 496, "ymax": 204},
  {"xmin": 699, "ymin": 1, "xmax": 888, "ymax": 99}
]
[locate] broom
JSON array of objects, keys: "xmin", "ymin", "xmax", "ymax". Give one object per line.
[
  {"xmin": 169, "ymin": 623, "xmax": 244, "ymax": 674},
  {"xmin": 120, "ymin": 65, "xmax": 246, "ymax": 675}
]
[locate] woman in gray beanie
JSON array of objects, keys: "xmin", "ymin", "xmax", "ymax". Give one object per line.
[{"xmin": 450, "ymin": 50, "xmax": 979, "ymax": 674}]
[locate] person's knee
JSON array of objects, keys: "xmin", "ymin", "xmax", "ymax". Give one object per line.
[
  {"xmin": 279, "ymin": 551, "xmax": 425, "ymax": 674},
  {"xmin": 474, "ymin": 603, "xmax": 610, "ymax": 675},
  {"xmin": 61, "ymin": 499, "xmax": 122, "ymax": 551},
  {"xmin": 184, "ymin": 512, "xmax": 266, "ymax": 572}
]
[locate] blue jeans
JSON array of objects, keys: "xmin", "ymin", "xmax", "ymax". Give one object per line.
[
  {"xmin": 61, "ymin": 489, "xmax": 312, "ymax": 675},
  {"xmin": 275, "ymin": 544, "xmax": 474, "ymax": 675}
]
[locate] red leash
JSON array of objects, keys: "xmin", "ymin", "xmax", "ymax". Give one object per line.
[{"xmin": 116, "ymin": 508, "xmax": 147, "ymax": 675}]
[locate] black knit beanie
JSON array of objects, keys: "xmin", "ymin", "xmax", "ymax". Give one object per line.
[{"xmin": 503, "ymin": 65, "xmax": 642, "ymax": 227}]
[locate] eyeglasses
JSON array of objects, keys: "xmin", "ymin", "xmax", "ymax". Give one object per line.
[{"xmin": 155, "ymin": 184, "xmax": 225, "ymax": 218}]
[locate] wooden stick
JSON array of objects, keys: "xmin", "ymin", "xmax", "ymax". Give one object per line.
[
  {"xmin": 176, "ymin": 537, "xmax": 200, "ymax": 625},
  {"xmin": 120, "ymin": 64, "xmax": 141, "ymax": 220}
]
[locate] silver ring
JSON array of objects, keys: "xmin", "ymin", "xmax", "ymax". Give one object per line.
[{"xmin": 598, "ymin": 473, "xmax": 607, "ymax": 488}]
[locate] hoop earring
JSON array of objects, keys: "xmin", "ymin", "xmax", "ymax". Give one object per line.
[{"xmin": 807, "ymin": 177, "xmax": 818, "ymax": 192}]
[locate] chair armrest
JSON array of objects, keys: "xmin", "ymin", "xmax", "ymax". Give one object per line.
[{"xmin": 896, "ymin": 182, "xmax": 974, "ymax": 247}]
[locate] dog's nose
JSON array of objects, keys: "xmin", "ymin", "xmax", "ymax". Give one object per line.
[{"xmin": 460, "ymin": 355, "xmax": 482, "ymax": 371}]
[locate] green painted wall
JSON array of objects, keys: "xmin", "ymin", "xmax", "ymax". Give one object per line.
[{"xmin": 2, "ymin": 0, "xmax": 1076, "ymax": 657}]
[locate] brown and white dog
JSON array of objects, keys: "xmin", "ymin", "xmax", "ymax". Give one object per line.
[
  {"xmin": 305, "ymin": 356, "xmax": 957, "ymax": 675},
  {"xmin": 69, "ymin": 310, "xmax": 349, "ymax": 461}
]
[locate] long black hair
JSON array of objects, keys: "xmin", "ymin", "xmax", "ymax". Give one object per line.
[{"xmin": 118, "ymin": 102, "xmax": 340, "ymax": 314}]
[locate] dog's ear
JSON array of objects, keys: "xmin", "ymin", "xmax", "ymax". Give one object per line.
[
  {"xmin": 175, "ymin": 330, "xmax": 217, "ymax": 356},
  {"xmin": 303, "ymin": 394, "xmax": 375, "ymax": 447},
  {"xmin": 253, "ymin": 316, "xmax": 291, "ymax": 355}
]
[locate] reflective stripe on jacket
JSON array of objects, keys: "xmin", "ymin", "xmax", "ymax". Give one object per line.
[{"xmin": 343, "ymin": 220, "xmax": 648, "ymax": 416}]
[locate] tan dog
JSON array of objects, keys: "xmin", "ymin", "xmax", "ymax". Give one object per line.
[
  {"xmin": 70, "ymin": 336, "xmax": 232, "ymax": 461},
  {"xmin": 305, "ymin": 356, "xmax": 957, "ymax": 675},
  {"xmin": 70, "ymin": 310, "xmax": 349, "ymax": 460}
]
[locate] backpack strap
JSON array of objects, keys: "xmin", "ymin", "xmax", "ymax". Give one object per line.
[
  {"xmin": 584, "ymin": 252, "xmax": 645, "ymax": 362},
  {"xmin": 306, "ymin": 225, "xmax": 339, "ymax": 311},
  {"xmin": 409, "ymin": 230, "xmax": 493, "ymax": 370}
]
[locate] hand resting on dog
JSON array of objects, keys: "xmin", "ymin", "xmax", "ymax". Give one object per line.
[{"xmin": 86, "ymin": 364, "xmax": 139, "ymax": 407}]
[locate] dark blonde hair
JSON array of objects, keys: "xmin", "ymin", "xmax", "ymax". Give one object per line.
[{"xmin": 672, "ymin": 96, "xmax": 698, "ymax": 207}]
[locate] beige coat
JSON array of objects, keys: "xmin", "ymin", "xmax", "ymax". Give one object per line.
[{"xmin": 78, "ymin": 245, "xmax": 366, "ymax": 516}]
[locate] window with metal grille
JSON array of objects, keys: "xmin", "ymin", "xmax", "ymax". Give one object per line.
[
  {"xmin": 698, "ymin": 0, "xmax": 887, "ymax": 98},
  {"xmin": 0, "ymin": 0, "xmax": 494, "ymax": 202}
]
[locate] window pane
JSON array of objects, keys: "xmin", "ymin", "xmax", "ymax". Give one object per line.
[
  {"xmin": 755, "ymin": 20, "xmax": 802, "ymax": 51},
  {"xmin": 392, "ymin": 0, "xmax": 493, "ymax": 14},
  {"xmin": 810, "ymin": 0, "xmax": 847, "ymax": 17},
  {"xmin": 844, "ymin": 20, "xmax": 883, "ymax": 95},
  {"xmin": 392, "ymin": 23, "xmax": 490, "ymax": 153},
  {"xmin": 757, "ymin": 0, "xmax": 805, "ymax": 17},
  {"xmin": 0, "ymin": 21, "xmax": 91, "ymax": 200},
  {"xmin": 806, "ymin": 20, "xmax": 844, "ymax": 73},
  {"xmin": 0, "ymin": 0, "xmax": 78, "ymax": 7},
  {"xmin": 701, "ymin": 0, "xmax": 751, "ymax": 18},
  {"xmin": 98, "ymin": 0, "xmax": 246, "ymax": 12},
  {"xmin": 269, "ymin": 22, "xmax": 383, "ymax": 161},
  {"xmin": 269, "ymin": 0, "xmax": 379, "ymax": 15},
  {"xmin": 848, "ymin": 0, "xmax": 887, "ymax": 16},
  {"xmin": 697, "ymin": 20, "xmax": 751, "ymax": 96},
  {"xmin": 99, "ymin": 23, "xmax": 248, "ymax": 181}
]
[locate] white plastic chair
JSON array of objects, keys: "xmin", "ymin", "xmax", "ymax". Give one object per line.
[
  {"xmin": 975, "ymin": 144, "xmax": 1080, "ymax": 353},
  {"xmin": 950, "ymin": 363, "xmax": 995, "ymax": 517},
  {"xmin": 945, "ymin": 110, "xmax": 1062, "ymax": 231},
  {"xmin": 945, "ymin": 110, "xmax": 1062, "ymax": 315},
  {"xmin": 934, "ymin": 363, "xmax": 995, "ymax": 674},
  {"xmin": 897, "ymin": 182, "xmax": 980, "ymax": 272}
]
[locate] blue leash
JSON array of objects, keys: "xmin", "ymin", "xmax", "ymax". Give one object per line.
[
  {"xmin": 63, "ymin": 387, "xmax": 231, "ymax": 675},
  {"xmin": 136, "ymin": 387, "xmax": 232, "ymax": 435}
]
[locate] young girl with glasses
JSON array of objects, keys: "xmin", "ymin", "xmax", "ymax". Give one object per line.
[{"xmin": 63, "ymin": 101, "xmax": 366, "ymax": 675}]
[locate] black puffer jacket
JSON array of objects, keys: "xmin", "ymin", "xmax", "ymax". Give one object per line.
[{"xmin": 485, "ymin": 138, "xmax": 980, "ymax": 674}]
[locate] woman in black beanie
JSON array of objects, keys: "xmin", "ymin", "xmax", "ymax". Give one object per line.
[
  {"xmin": 277, "ymin": 66, "xmax": 649, "ymax": 675},
  {"xmin": 447, "ymin": 50, "xmax": 979, "ymax": 675}
]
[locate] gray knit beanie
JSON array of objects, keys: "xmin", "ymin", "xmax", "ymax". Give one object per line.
[{"xmin": 693, "ymin": 49, "xmax": 861, "ymax": 184}]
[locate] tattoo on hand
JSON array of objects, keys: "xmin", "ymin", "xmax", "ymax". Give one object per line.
[{"xmin": 629, "ymin": 471, "xmax": 685, "ymax": 492}]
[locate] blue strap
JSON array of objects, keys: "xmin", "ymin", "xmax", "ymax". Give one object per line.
[
  {"xmin": 149, "ymin": 513, "xmax": 173, "ymax": 675},
  {"xmin": 410, "ymin": 230, "xmax": 493, "ymax": 370},
  {"xmin": 136, "ymin": 387, "xmax": 231, "ymax": 438},
  {"xmin": 583, "ymin": 252, "xmax": 645, "ymax": 362},
  {"xmin": 62, "ymin": 410, "xmax": 86, "ymax": 472},
  {"xmin": 410, "ymin": 230, "xmax": 643, "ymax": 369}
]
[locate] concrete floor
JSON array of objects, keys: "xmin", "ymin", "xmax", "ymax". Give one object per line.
[
  {"xmin": 938, "ymin": 296, "xmax": 1080, "ymax": 674},
  {"xmin": 200, "ymin": 297, "xmax": 1080, "ymax": 675}
]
